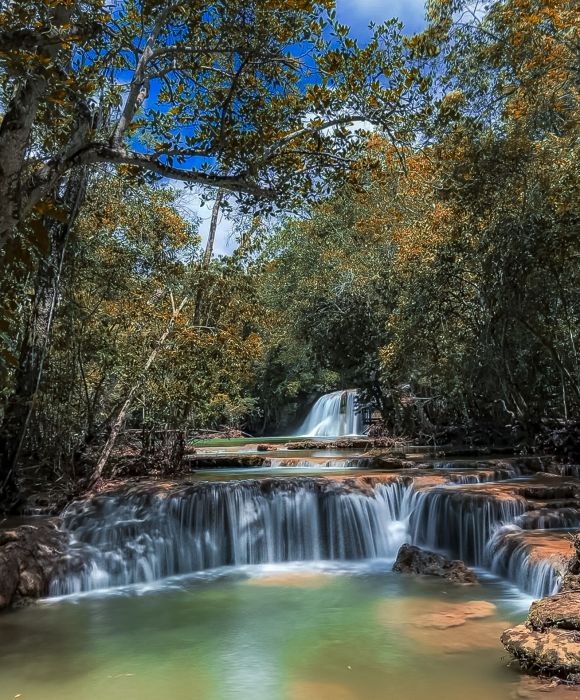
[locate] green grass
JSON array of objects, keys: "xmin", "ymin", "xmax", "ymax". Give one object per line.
[{"xmin": 191, "ymin": 436, "xmax": 300, "ymax": 448}]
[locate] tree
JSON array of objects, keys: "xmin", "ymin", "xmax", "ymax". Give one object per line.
[{"xmin": 0, "ymin": 0, "xmax": 426, "ymax": 252}]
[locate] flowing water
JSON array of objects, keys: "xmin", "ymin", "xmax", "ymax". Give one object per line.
[
  {"xmin": 3, "ymin": 462, "xmax": 578, "ymax": 700},
  {"xmin": 49, "ymin": 470, "xmax": 565, "ymax": 598},
  {"xmin": 296, "ymin": 390, "xmax": 363, "ymax": 437}
]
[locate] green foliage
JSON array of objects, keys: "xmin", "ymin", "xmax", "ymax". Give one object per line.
[
  {"xmin": 252, "ymin": 0, "xmax": 579, "ymax": 434},
  {"xmin": 1, "ymin": 0, "xmax": 579, "ymax": 492}
]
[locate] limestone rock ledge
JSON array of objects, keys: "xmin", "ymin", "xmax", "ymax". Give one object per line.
[
  {"xmin": 528, "ymin": 592, "xmax": 580, "ymax": 632},
  {"xmin": 0, "ymin": 520, "xmax": 67, "ymax": 610},
  {"xmin": 393, "ymin": 543, "xmax": 478, "ymax": 584},
  {"xmin": 501, "ymin": 624, "xmax": 580, "ymax": 681},
  {"xmin": 501, "ymin": 590, "xmax": 580, "ymax": 683}
]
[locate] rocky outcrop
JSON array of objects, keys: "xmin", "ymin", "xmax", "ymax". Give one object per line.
[
  {"xmin": 501, "ymin": 534, "xmax": 580, "ymax": 680},
  {"xmin": 501, "ymin": 591, "xmax": 580, "ymax": 682},
  {"xmin": 528, "ymin": 592, "xmax": 580, "ymax": 631},
  {"xmin": 501, "ymin": 625, "xmax": 580, "ymax": 681},
  {"xmin": 185, "ymin": 454, "xmax": 267, "ymax": 468},
  {"xmin": 0, "ymin": 520, "xmax": 67, "ymax": 610},
  {"xmin": 393, "ymin": 544, "xmax": 477, "ymax": 583},
  {"xmin": 561, "ymin": 533, "xmax": 580, "ymax": 592}
]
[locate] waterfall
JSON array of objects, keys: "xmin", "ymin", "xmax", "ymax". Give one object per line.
[
  {"xmin": 50, "ymin": 479, "xmax": 418, "ymax": 596},
  {"xmin": 486, "ymin": 525, "xmax": 564, "ymax": 597},
  {"xmin": 50, "ymin": 474, "xmax": 570, "ymax": 599},
  {"xmin": 409, "ymin": 486, "xmax": 527, "ymax": 566},
  {"xmin": 297, "ymin": 390, "xmax": 363, "ymax": 437}
]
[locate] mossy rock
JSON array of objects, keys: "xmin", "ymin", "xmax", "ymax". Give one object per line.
[
  {"xmin": 528, "ymin": 592, "xmax": 580, "ymax": 632},
  {"xmin": 501, "ymin": 624, "xmax": 580, "ymax": 681}
]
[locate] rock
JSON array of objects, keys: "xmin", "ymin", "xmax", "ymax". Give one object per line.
[
  {"xmin": 286, "ymin": 440, "xmax": 330, "ymax": 450},
  {"xmin": 186, "ymin": 455, "xmax": 267, "ymax": 468},
  {"xmin": 501, "ymin": 624, "xmax": 580, "ymax": 681},
  {"xmin": 256, "ymin": 444, "xmax": 277, "ymax": 452},
  {"xmin": 0, "ymin": 520, "xmax": 67, "ymax": 611},
  {"xmin": 417, "ymin": 600, "xmax": 496, "ymax": 629},
  {"xmin": 561, "ymin": 574, "xmax": 580, "ymax": 592},
  {"xmin": 366, "ymin": 456, "xmax": 415, "ymax": 470},
  {"xmin": 377, "ymin": 597, "xmax": 505, "ymax": 654},
  {"xmin": 559, "ymin": 533, "xmax": 580, "ymax": 592},
  {"xmin": 512, "ymin": 676, "xmax": 580, "ymax": 699},
  {"xmin": 502, "ymin": 563, "xmax": 580, "ymax": 682},
  {"xmin": 528, "ymin": 592, "xmax": 580, "ymax": 631},
  {"xmin": 392, "ymin": 544, "xmax": 477, "ymax": 584}
]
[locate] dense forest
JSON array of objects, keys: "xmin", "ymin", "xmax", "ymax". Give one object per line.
[{"xmin": 0, "ymin": 0, "xmax": 578, "ymax": 510}]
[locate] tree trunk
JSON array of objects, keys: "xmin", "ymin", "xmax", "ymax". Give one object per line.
[
  {"xmin": 0, "ymin": 173, "xmax": 87, "ymax": 511},
  {"xmin": 193, "ymin": 190, "xmax": 223, "ymax": 327},
  {"xmin": 90, "ymin": 295, "xmax": 189, "ymax": 486}
]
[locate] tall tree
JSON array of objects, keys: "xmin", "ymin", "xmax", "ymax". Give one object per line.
[{"xmin": 0, "ymin": 0, "xmax": 425, "ymax": 251}]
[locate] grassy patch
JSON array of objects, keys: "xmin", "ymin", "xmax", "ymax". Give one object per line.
[{"xmin": 191, "ymin": 436, "xmax": 301, "ymax": 448}]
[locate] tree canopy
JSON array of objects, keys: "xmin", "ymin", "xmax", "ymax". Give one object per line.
[{"xmin": 0, "ymin": 0, "xmax": 578, "ymax": 508}]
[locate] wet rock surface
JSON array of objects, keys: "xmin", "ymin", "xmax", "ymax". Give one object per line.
[
  {"xmin": 186, "ymin": 454, "xmax": 268, "ymax": 468},
  {"xmin": 393, "ymin": 543, "xmax": 478, "ymax": 583},
  {"xmin": 0, "ymin": 520, "xmax": 67, "ymax": 610},
  {"xmin": 501, "ymin": 624, "xmax": 580, "ymax": 680},
  {"xmin": 561, "ymin": 532, "xmax": 580, "ymax": 592},
  {"xmin": 502, "ymin": 585, "xmax": 580, "ymax": 682},
  {"xmin": 528, "ymin": 592, "xmax": 580, "ymax": 631},
  {"xmin": 378, "ymin": 597, "xmax": 508, "ymax": 654}
]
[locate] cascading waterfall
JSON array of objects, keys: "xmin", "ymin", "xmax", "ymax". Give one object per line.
[
  {"xmin": 50, "ymin": 479, "xmax": 419, "ymax": 596},
  {"xmin": 50, "ymin": 473, "xmax": 569, "ymax": 599},
  {"xmin": 486, "ymin": 525, "xmax": 564, "ymax": 598},
  {"xmin": 297, "ymin": 390, "xmax": 363, "ymax": 437},
  {"xmin": 408, "ymin": 486, "xmax": 528, "ymax": 566}
]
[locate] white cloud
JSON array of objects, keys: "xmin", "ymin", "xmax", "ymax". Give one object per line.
[{"xmin": 336, "ymin": 0, "xmax": 427, "ymax": 32}]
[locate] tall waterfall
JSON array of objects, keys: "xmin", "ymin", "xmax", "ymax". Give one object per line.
[{"xmin": 297, "ymin": 390, "xmax": 363, "ymax": 437}]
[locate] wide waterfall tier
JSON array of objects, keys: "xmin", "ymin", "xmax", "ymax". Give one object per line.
[
  {"xmin": 51, "ymin": 478, "xmax": 417, "ymax": 596},
  {"xmin": 297, "ymin": 389, "xmax": 363, "ymax": 437},
  {"xmin": 49, "ymin": 470, "xmax": 580, "ymax": 598}
]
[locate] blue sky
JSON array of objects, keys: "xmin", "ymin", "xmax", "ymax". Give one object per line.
[
  {"xmin": 178, "ymin": 1, "xmax": 428, "ymax": 257},
  {"xmin": 336, "ymin": 0, "xmax": 427, "ymax": 38}
]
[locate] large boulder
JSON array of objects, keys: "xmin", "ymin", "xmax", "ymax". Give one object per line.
[
  {"xmin": 501, "ymin": 590, "xmax": 580, "ymax": 682},
  {"xmin": 528, "ymin": 591, "xmax": 580, "ymax": 632},
  {"xmin": 392, "ymin": 544, "xmax": 477, "ymax": 584},
  {"xmin": 0, "ymin": 520, "xmax": 67, "ymax": 610},
  {"xmin": 501, "ymin": 625, "xmax": 580, "ymax": 681}
]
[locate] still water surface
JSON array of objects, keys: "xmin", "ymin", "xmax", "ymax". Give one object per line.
[{"xmin": 0, "ymin": 560, "xmax": 558, "ymax": 700}]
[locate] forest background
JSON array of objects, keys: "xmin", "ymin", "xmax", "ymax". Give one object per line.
[{"xmin": 0, "ymin": 0, "xmax": 577, "ymax": 509}]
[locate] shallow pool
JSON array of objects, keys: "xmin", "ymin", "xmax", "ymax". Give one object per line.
[{"xmin": 0, "ymin": 560, "xmax": 550, "ymax": 700}]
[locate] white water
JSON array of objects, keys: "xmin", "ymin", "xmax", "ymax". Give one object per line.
[
  {"xmin": 49, "ymin": 469, "xmax": 574, "ymax": 599},
  {"xmin": 486, "ymin": 525, "xmax": 563, "ymax": 598},
  {"xmin": 297, "ymin": 389, "xmax": 363, "ymax": 437},
  {"xmin": 50, "ymin": 480, "xmax": 415, "ymax": 596}
]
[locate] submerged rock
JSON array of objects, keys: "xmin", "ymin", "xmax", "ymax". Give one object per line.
[
  {"xmin": 392, "ymin": 544, "xmax": 478, "ymax": 584},
  {"xmin": 378, "ymin": 597, "xmax": 505, "ymax": 654},
  {"xmin": 0, "ymin": 520, "xmax": 67, "ymax": 610}
]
